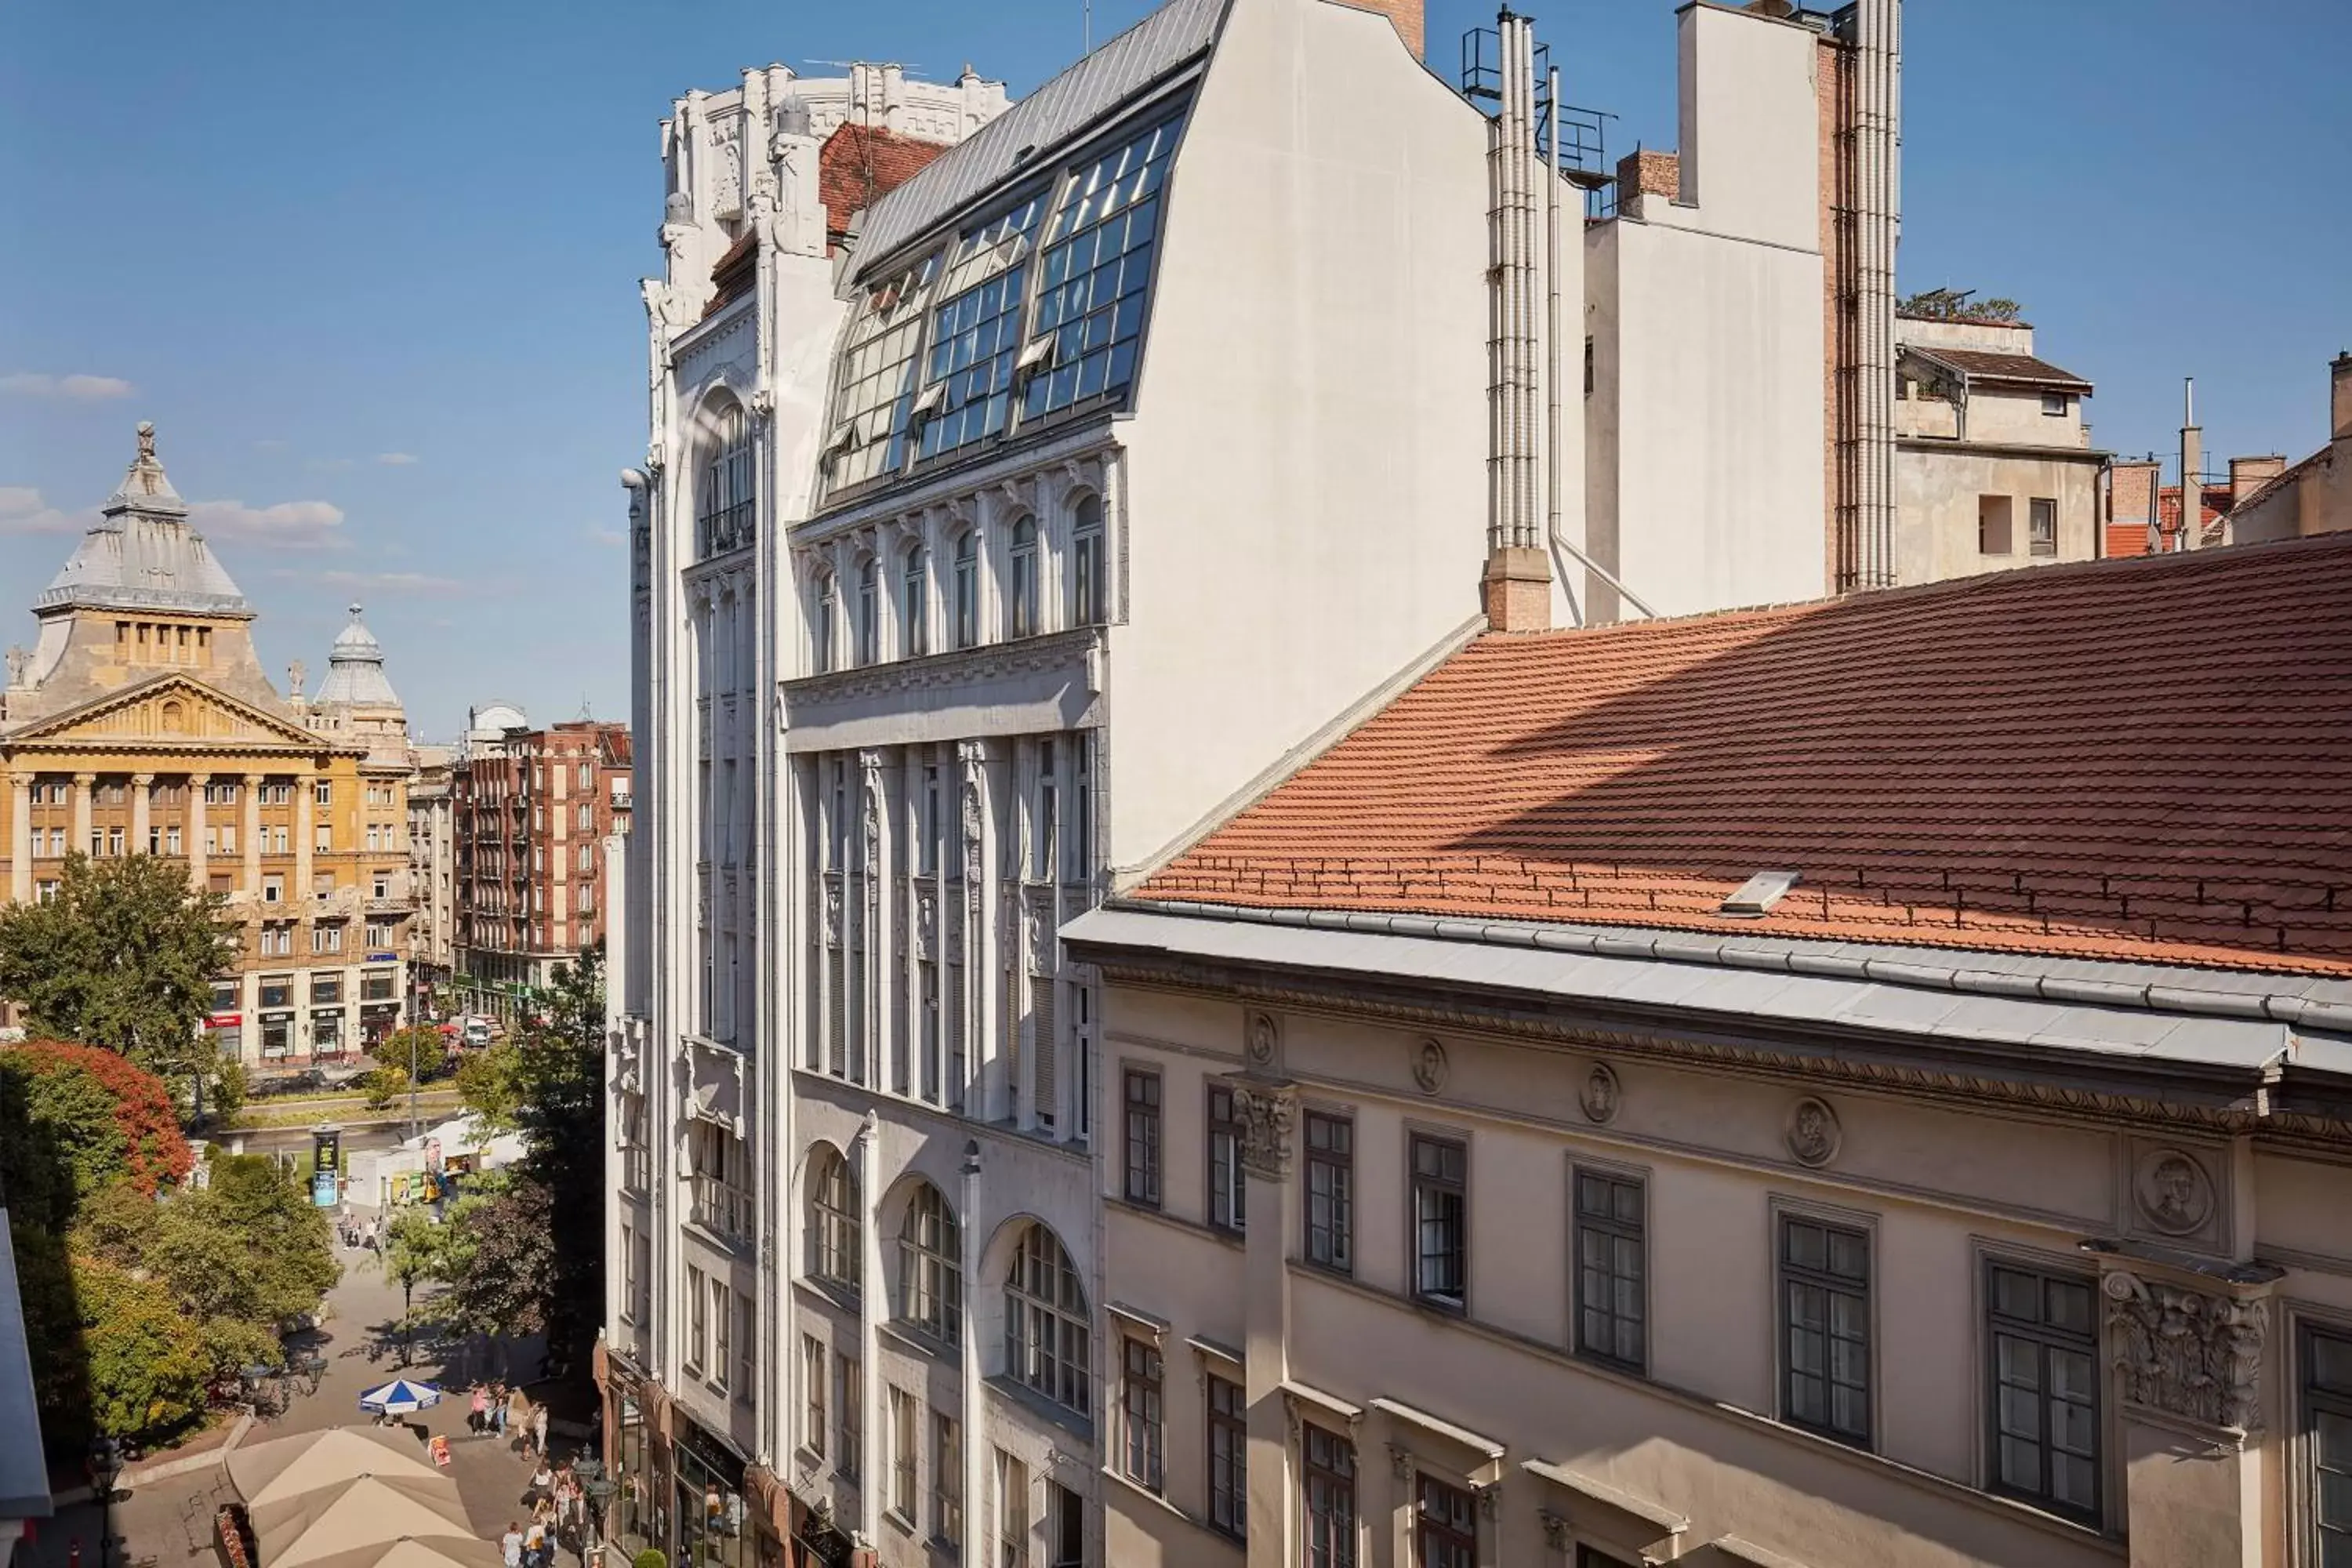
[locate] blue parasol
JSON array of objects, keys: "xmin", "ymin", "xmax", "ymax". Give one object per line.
[{"xmin": 358, "ymin": 1377, "xmax": 444, "ymax": 1415}]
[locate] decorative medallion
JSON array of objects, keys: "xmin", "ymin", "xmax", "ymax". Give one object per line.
[
  {"xmin": 1245, "ymin": 1011, "xmax": 1280, "ymax": 1069},
  {"xmin": 2133, "ymin": 1147, "xmax": 2216, "ymax": 1236},
  {"xmin": 1411, "ymin": 1038, "xmax": 1449, "ymax": 1096},
  {"xmin": 1785, "ymin": 1096, "xmax": 1841, "ymax": 1167},
  {"xmin": 1579, "ymin": 1062, "xmax": 1621, "ymax": 1125}
]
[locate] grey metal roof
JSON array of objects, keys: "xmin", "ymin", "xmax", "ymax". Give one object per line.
[
  {"xmin": 313, "ymin": 603, "xmax": 403, "ymax": 710},
  {"xmin": 1062, "ymin": 903, "xmax": 2347, "ymax": 1083},
  {"xmin": 851, "ymin": 0, "xmax": 1223, "ymax": 274},
  {"xmin": 37, "ymin": 425, "xmax": 252, "ymax": 616}
]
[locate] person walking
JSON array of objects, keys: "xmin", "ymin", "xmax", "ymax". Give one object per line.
[
  {"xmin": 523, "ymin": 1520, "xmax": 546, "ymax": 1568},
  {"xmin": 507, "ymin": 1385, "xmax": 531, "ymax": 1451},
  {"xmin": 532, "ymin": 1403, "xmax": 550, "ymax": 1461},
  {"xmin": 470, "ymin": 1383, "xmax": 490, "ymax": 1436},
  {"xmin": 499, "ymin": 1523, "xmax": 523, "ymax": 1568}
]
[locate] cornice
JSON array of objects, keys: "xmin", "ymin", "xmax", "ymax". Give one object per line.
[
  {"xmin": 782, "ymin": 626, "xmax": 1102, "ymax": 708},
  {"xmin": 1088, "ymin": 960, "xmax": 2347, "ymax": 1144}
]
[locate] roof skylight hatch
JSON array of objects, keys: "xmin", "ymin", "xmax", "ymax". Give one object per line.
[{"xmin": 1719, "ymin": 869, "xmax": 1802, "ymax": 919}]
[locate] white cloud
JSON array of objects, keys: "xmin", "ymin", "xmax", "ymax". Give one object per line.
[
  {"xmin": 188, "ymin": 497, "xmax": 347, "ymax": 550},
  {"xmin": 274, "ymin": 567, "xmax": 466, "ymax": 595},
  {"xmin": 0, "ymin": 486, "xmax": 92, "ymax": 535},
  {"xmin": 0, "ymin": 372, "xmax": 136, "ymax": 401},
  {"xmin": 375, "ymin": 452, "xmax": 420, "ymax": 466},
  {"xmin": 586, "ymin": 524, "xmax": 626, "ymax": 548}
]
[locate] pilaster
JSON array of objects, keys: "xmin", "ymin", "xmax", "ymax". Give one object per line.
[
  {"xmin": 242, "ymin": 773, "xmax": 263, "ymax": 893},
  {"xmin": 7, "ymin": 773, "xmax": 29, "ymax": 904},
  {"xmin": 71, "ymin": 771, "xmax": 94, "ymax": 858},
  {"xmin": 857, "ymin": 1109, "xmax": 884, "ymax": 1548},
  {"xmin": 959, "ymin": 1138, "xmax": 985, "ymax": 1568},
  {"xmin": 130, "ymin": 772, "xmax": 154, "ymax": 855},
  {"xmin": 1235, "ymin": 1076, "xmax": 1299, "ymax": 1568},
  {"xmin": 296, "ymin": 774, "xmax": 315, "ymax": 911},
  {"xmin": 188, "ymin": 773, "xmax": 210, "ymax": 885}
]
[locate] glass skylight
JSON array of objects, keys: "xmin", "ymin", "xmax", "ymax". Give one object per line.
[
  {"xmin": 827, "ymin": 252, "xmax": 941, "ymax": 491},
  {"xmin": 918, "ymin": 196, "xmax": 1046, "ymax": 461},
  {"xmin": 1025, "ymin": 113, "xmax": 1184, "ymax": 421}
]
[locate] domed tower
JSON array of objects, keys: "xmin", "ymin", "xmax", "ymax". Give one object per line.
[{"xmin": 310, "ymin": 603, "xmax": 408, "ymax": 748}]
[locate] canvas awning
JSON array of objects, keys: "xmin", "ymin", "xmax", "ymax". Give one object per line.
[
  {"xmin": 287, "ymin": 1540, "xmax": 503, "ymax": 1568},
  {"xmin": 229, "ymin": 1426, "xmax": 442, "ymax": 1510},
  {"xmin": 252, "ymin": 1475, "xmax": 472, "ymax": 1568}
]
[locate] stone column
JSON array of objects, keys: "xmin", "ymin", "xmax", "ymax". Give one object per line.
[
  {"xmin": 1234, "ymin": 1076, "xmax": 1299, "ymax": 1568},
  {"xmin": 71, "ymin": 772, "xmax": 95, "ymax": 858},
  {"xmin": 2103, "ymin": 1265, "xmax": 2272, "ymax": 1568},
  {"xmin": 188, "ymin": 773, "xmax": 210, "ymax": 885},
  {"xmin": 7, "ymin": 772, "xmax": 31, "ymax": 903},
  {"xmin": 856, "ymin": 1109, "xmax": 884, "ymax": 1548},
  {"xmin": 130, "ymin": 772, "xmax": 154, "ymax": 855},
  {"xmin": 242, "ymin": 773, "xmax": 263, "ymax": 893},
  {"xmin": 959, "ymin": 1139, "xmax": 985, "ymax": 1568}
]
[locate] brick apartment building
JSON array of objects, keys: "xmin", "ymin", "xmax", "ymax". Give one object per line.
[{"xmin": 452, "ymin": 713, "xmax": 631, "ymax": 1021}]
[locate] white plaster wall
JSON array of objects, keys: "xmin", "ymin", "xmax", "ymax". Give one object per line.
[
  {"xmin": 1595, "ymin": 217, "xmax": 1826, "ymax": 618},
  {"xmin": 1110, "ymin": 0, "xmax": 1488, "ymax": 874},
  {"xmin": 1671, "ymin": 2, "xmax": 1823, "ymax": 252},
  {"xmin": 1894, "ymin": 445, "xmax": 2101, "ymax": 583},
  {"xmin": 1964, "ymin": 387, "xmax": 2088, "ymax": 448}
]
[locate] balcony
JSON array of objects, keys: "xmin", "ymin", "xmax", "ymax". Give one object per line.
[{"xmin": 689, "ymin": 1175, "xmax": 754, "ymax": 1245}]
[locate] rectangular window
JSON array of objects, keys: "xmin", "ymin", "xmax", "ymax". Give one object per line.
[
  {"xmin": 1303, "ymin": 1425, "xmax": 1356, "ymax": 1568},
  {"xmin": 1121, "ymin": 1338, "xmax": 1163, "ymax": 1491},
  {"xmin": 711, "ymin": 1276, "xmax": 731, "ymax": 1393},
  {"xmin": 837, "ymin": 1352, "xmax": 862, "ymax": 1479},
  {"xmin": 1047, "ymin": 1482, "xmax": 1081, "ymax": 1568},
  {"xmin": 1986, "ymin": 1262, "xmax": 2100, "ymax": 1520},
  {"xmin": 2029, "ymin": 496, "xmax": 2058, "ymax": 557},
  {"xmin": 918, "ymin": 196, "xmax": 1044, "ymax": 460},
  {"xmin": 1032, "ymin": 738, "xmax": 1056, "ymax": 880},
  {"xmin": 311, "ymin": 924, "xmax": 343, "ymax": 955},
  {"xmin": 1304, "ymin": 1111, "xmax": 1352, "ymax": 1274},
  {"xmin": 931, "ymin": 1410, "xmax": 962, "ymax": 1546},
  {"xmin": 1978, "ymin": 495, "xmax": 2014, "ymax": 555},
  {"xmin": 996, "ymin": 1450, "xmax": 1029, "ymax": 1568},
  {"xmin": 734, "ymin": 1298, "xmax": 753, "ymax": 1401},
  {"xmin": 1122, "ymin": 1069, "xmax": 1160, "ymax": 1207},
  {"xmin": 802, "ymin": 1335, "xmax": 827, "ymax": 1458},
  {"xmin": 1415, "ymin": 1475, "xmax": 1476, "ymax": 1568},
  {"xmin": 1206, "ymin": 1372, "xmax": 1246, "ymax": 1541},
  {"xmin": 1411, "ymin": 1134, "xmax": 1468, "ymax": 1311},
  {"xmin": 825, "ymin": 252, "xmax": 940, "ymax": 492},
  {"xmin": 314, "ymin": 781, "xmax": 332, "ymax": 806},
  {"xmin": 1025, "ymin": 114, "xmax": 1186, "ymax": 422},
  {"xmin": 1207, "ymin": 1084, "xmax": 1245, "ymax": 1234},
  {"xmin": 1573, "ymin": 1168, "xmax": 1646, "ymax": 1373},
  {"xmin": 1780, "ymin": 1214, "xmax": 1872, "ymax": 1446},
  {"xmin": 2041, "ymin": 391, "xmax": 2068, "ymax": 416},
  {"xmin": 686, "ymin": 1265, "xmax": 708, "ymax": 1372},
  {"xmin": 2306, "ymin": 1323, "xmax": 2352, "ymax": 1559},
  {"xmin": 311, "ymin": 972, "xmax": 342, "ymax": 1004},
  {"xmin": 891, "ymin": 1387, "xmax": 919, "ymax": 1522}
]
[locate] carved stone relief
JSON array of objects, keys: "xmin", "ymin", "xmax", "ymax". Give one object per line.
[
  {"xmin": 1785, "ymin": 1096, "xmax": 1841, "ymax": 1167},
  {"xmin": 1245, "ymin": 1010, "xmax": 1281, "ymax": 1071},
  {"xmin": 2132, "ymin": 1145, "xmax": 2217, "ymax": 1238},
  {"xmin": 2105, "ymin": 1271, "xmax": 2267, "ymax": 1431},
  {"xmin": 822, "ymin": 880, "xmax": 842, "ymax": 946},
  {"xmin": 914, "ymin": 888, "xmax": 937, "ymax": 961},
  {"xmin": 1411, "ymin": 1038, "xmax": 1449, "ymax": 1095},
  {"xmin": 1579, "ymin": 1062, "xmax": 1621, "ymax": 1125},
  {"xmin": 1231, "ymin": 1081, "xmax": 1297, "ymax": 1181}
]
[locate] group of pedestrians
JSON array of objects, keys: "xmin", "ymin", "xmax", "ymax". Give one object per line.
[
  {"xmin": 501, "ymin": 1457, "xmax": 593, "ymax": 1568},
  {"xmin": 466, "ymin": 1381, "xmax": 550, "ymax": 1454}
]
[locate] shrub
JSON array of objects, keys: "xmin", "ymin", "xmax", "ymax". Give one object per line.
[{"xmin": 634, "ymin": 1552, "xmax": 666, "ymax": 1568}]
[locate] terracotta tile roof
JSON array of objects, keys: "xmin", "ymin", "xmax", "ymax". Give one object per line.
[
  {"xmin": 818, "ymin": 124, "xmax": 952, "ymax": 250},
  {"xmin": 2105, "ymin": 483, "xmax": 2229, "ymax": 557},
  {"xmin": 1137, "ymin": 535, "xmax": 2352, "ymax": 975},
  {"xmin": 703, "ymin": 230, "xmax": 757, "ymax": 319},
  {"xmin": 1906, "ymin": 346, "xmax": 2092, "ymax": 392}
]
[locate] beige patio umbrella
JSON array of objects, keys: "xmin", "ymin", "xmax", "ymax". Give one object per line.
[
  {"xmin": 251, "ymin": 1474, "xmax": 474, "ymax": 1568},
  {"xmin": 275, "ymin": 1538, "xmax": 503, "ymax": 1568},
  {"xmin": 229, "ymin": 1425, "xmax": 444, "ymax": 1510}
]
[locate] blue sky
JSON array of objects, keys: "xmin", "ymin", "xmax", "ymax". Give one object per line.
[{"xmin": 4, "ymin": 0, "xmax": 2345, "ymax": 738}]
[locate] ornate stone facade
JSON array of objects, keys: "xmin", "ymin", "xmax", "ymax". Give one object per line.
[{"xmin": 2105, "ymin": 1272, "xmax": 2269, "ymax": 1432}]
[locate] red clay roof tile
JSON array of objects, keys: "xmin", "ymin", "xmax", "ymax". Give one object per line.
[
  {"xmin": 1136, "ymin": 535, "xmax": 2352, "ymax": 975},
  {"xmin": 818, "ymin": 124, "xmax": 952, "ymax": 249}
]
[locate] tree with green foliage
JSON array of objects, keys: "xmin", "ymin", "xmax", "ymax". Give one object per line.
[
  {"xmin": 0, "ymin": 853, "xmax": 239, "ymax": 1098},
  {"xmin": 454, "ymin": 1040, "xmax": 528, "ymax": 1132},
  {"xmin": 508, "ymin": 946, "xmax": 606, "ymax": 1367},
  {"xmin": 0, "ymin": 1041, "xmax": 194, "ymax": 1231},
  {"xmin": 142, "ymin": 1154, "xmax": 339, "ymax": 1337},
  {"xmin": 74, "ymin": 1256, "xmax": 212, "ymax": 1443},
  {"xmin": 362, "ymin": 1061, "xmax": 410, "ymax": 1110}
]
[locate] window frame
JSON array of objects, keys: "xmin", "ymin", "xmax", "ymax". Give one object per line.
[
  {"xmin": 1776, "ymin": 1207, "xmax": 1875, "ymax": 1449},
  {"xmin": 951, "ymin": 531, "xmax": 979, "ymax": 649},
  {"xmin": 855, "ymin": 554, "xmax": 880, "ymax": 666},
  {"xmin": 1007, "ymin": 515, "xmax": 1040, "ymax": 639},
  {"xmin": 807, "ymin": 1146, "xmax": 863, "ymax": 1296},
  {"xmin": 1414, "ymin": 1472, "xmax": 1478, "ymax": 1568},
  {"xmin": 1206, "ymin": 1370, "xmax": 1246, "ymax": 1543},
  {"xmin": 1980, "ymin": 1257, "xmax": 2100, "ymax": 1523},
  {"xmin": 2028, "ymin": 496, "xmax": 2059, "ymax": 557},
  {"xmin": 1002, "ymin": 1223, "xmax": 1091, "ymax": 1416},
  {"xmin": 1207, "ymin": 1082, "xmax": 1246, "ymax": 1236},
  {"xmin": 931, "ymin": 1409, "xmax": 963, "ymax": 1547},
  {"xmin": 1303, "ymin": 1109, "xmax": 1354, "ymax": 1276},
  {"xmin": 902, "ymin": 543, "xmax": 931, "ymax": 659},
  {"xmin": 1120, "ymin": 1336, "xmax": 1164, "ymax": 1493},
  {"xmin": 1302, "ymin": 1422, "xmax": 1357, "ymax": 1568},
  {"xmin": 1571, "ymin": 1163, "xmax": 1648, "ymax": 1375},
  {"xmin": 1070, "ymin": 492, "xmax": 1105, "ymax": 627},
  {"xmin": 802, "ymin": 1334, "xmax": 828, "ymax": 1457},
  {"xmin": 1409, "ymin": 1131, "xmax": 1469, "ymax": 1314},
  {"xmin": 1122, "ymin": 1067, "xmax": 1161, "ymax": 1208},
  {"xmin": 896, "ymin": 1181, "xmax": 964, "ymax": 1345}
]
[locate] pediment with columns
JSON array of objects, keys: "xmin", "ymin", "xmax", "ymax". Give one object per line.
[{"xmin": 1, "ymin": 673, "xmax": 347, "ymax": 758}]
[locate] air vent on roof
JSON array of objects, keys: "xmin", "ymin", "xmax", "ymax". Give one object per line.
[
  {"xmin": 1014, "ymin": 143, "xmax": 1038, "ymax": 164},
  {"xmin": 1719, "ymin": 869, "xmax": 1801, "ymax": 918}
]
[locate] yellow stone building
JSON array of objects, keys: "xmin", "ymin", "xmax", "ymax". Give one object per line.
[{"xmin": 0, "ymin": 423, "xmax": 416, "ymax": 1065}]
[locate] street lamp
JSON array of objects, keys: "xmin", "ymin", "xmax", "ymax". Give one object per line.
[
  {"xmin": 87, "ymin": 1438, "xmax": 122, "ymax": 1568},
  {"xmin": 406, "ymin": 1004, "xmax": 419, "ymax": 1142}
]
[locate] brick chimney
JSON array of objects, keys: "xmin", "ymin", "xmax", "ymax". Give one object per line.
[
  {"xmin": 2333, "ymin": 350, "xmax": 2352, "ymax": 440},
  {"xmin": 1616, "ymin": 148, "xmax": 1682, "ymax": 205},
  {"xmin": 2229, "ymin": 455, "xmax": 2286, "ymax": 506},
  {"xmin": 1334, "ymin": 0, "xmax": 1425, "ymax": 60}
]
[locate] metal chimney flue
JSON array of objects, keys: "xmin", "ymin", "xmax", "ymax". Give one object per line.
[
  {"xmin": 1483, "ymin": 7, "xmax": 1552, "ymax": 632},
  {"xmin": 2180, "ymin": 376, "xmax": 2202, "ymax": 552}
]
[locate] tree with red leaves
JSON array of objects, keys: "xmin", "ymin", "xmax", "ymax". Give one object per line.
[{"xmin": 0, "ymin": 1040, "xmax": 193, "ymax": 1230}]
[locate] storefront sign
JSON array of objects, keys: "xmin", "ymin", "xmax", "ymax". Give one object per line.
[{"xmin": 205, "ymin": 1011, "xmax": 241, "ymax": 1029}]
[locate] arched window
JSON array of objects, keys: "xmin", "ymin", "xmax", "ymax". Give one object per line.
[
  {"xmin": 812, "ymin": 572, "xmax": 839, "ymax": 675},
  {"xmin": 902, "ymin": 544, "xmax": 931, "ymax": 659},
  {"xmin": 806, "ymin": 1146, "xmax": 862, "ymax": 1293},
  {"xmin": 1004, "ymin": 1222, "xmax": 1089, "ymax": 1413},
  {"xmin": 952, "ymin": 532, "xmax": 979, "ymax": 649},
  {"xmin": 1007, "ymin": 516, "xmax": 1040, "ymax": 639},
  {"xmin": 898, "ymin": 1182, "xmax": 962, "ymax": 1344},
  {"xmin": 1070, "ymin": 494, "xmax": 1105, "ymax": 626},
  {"xmin": 855, "ymin": 556, "xmax": 880, "ymax": 667},
  {"xmin": 697, "ymin": 402, "xmax": 755, "ymax": 559}
]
